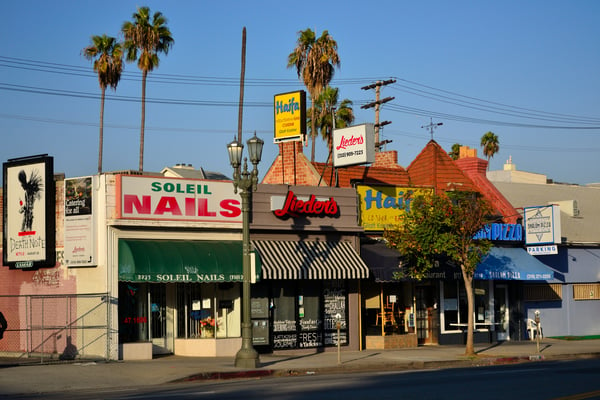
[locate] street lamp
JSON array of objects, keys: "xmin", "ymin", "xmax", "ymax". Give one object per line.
[{"xmin": 227, "ymin": 131, "xmax": 263, "ymax": 368}]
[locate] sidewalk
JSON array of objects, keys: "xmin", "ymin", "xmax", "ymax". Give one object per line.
[{"xmin": 1, "ymin": 338, "xmax": 599, "ymax": 396}]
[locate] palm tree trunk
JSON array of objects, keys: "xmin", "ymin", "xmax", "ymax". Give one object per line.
[
  {"xmin": 98, "ymin": 87, "xmax": 106, "ymax": 174},
  {"xmin": 139, "ymin": 70, "xmax": 147, "ymax": 172},
  {"xmin": 310, "ymin": 102, "xmax": 316, "ymax": 162}
]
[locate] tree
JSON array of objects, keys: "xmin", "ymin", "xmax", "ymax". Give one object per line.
[
  {"xmin": 83, "ymin": 34, "xmax": 123, "ymax": 174},
  {"xmin": 311, "ymin": 86, "xmax": 354, "ymax": 162},
  {"xmin": 448, "ymin": 143, "xmax": 462, "ymax": 161},
  {"xmin": 383, "ymin": 191, "xmax": 493, "ymax": 356},
  {"xmin": 122, "ymin": 6, "xmax": 174, "ymax": 171},
  {"xmin": 288, "ymin": 28, "xmax": 340, "ymax": 162},
  {"xmin": 480, "ymin": 131, "xmax": 499, "ymax": 170}
]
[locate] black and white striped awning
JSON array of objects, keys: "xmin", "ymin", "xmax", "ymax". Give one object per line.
[{"xmin": 252, "ymin": 240, "xmax": 369, "ymax": 280}]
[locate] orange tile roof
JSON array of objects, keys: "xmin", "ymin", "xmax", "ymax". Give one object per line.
[
  {"xmin": 407, "ymin": 140, "xmax": 477, "ymax": 192},
  {"xmin": 311, "ymin": 162, "xmax": 410, "ymax": 188}
]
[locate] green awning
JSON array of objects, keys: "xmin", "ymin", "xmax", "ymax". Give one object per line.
[{"xmin": 118, "ymin": 239, "xmax": 261, "ymax": 283}]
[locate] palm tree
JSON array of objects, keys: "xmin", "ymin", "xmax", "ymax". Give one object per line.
[
  {"xmin": 122, "ymin": 6, "xmax": 174, "ymax": 171},
  {"xmin": 311, "ymin": 86, "xmax": 354, "ymax": 162},
  {"xmin": 288, "ymin": 28, "xmax": 340, "ymax": 162},
  {"xmin": 480, "ymin": 131, "xmax": 499, "ymax": 170},
  {"xmin": 448, "ymin": 143, "xmax": 462, "ymax": 160},
  {"xmin": 83, "ymin": 34, "xmax": 123, "ymax": 174}
]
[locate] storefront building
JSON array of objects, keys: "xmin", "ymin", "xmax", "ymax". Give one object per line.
[
  {"xmin": 249, "ymin": 184, "xmax": 369, "ymax": 352},
  {"xmin": 262, "ymin": 139, "xmax": 557, "ymax": 347},
  {"xmin": 109, "ymin": 173, "xmax": 254, "ymax": 359}
]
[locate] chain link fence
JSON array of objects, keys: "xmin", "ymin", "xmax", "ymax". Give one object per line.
[{"xmin": 0, "ymin": 293, "xmax": 111, "ymax": 364}]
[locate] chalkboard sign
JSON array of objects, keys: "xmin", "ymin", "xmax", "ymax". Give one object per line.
[
  {"xmin": 298, "ymin": 331, "xmax": 323, "ymax": 348},
  {"xmin": 323, "ymin": 285, "xmax": 346, "ymax": 330},
  {"xmin": 324, "ymin": 331, "xmax": 347, "ymax": 346},
  {"xmin": 273, "ymin": 333, "xmax": 297, "ymax": 349}
]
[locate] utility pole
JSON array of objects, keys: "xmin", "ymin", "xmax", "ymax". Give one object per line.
[
  {"xmin": 421, "ymin": 118, "xmax": 443, "ymax": 140},
  {"xmin": 361, "ymin": 79, "xmax": 396, "ymax": 151}
]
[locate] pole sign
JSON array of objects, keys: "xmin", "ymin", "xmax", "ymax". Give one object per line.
[
  {"xmin": 524, "ymin": 205, "xmax": 561, "ymax": 245},
  {"xmin": 116, "ymin": 175, "xmax": 242, "ymax": 224},
  {"xmin": 332, "ymin": 124, "xmax": 375, "ymax": 167},
  {"xmin": 274, "ymin": 90, "xmax": 306, "ymax": 143},
  {"xmin": 3, "ymin": 155, "xmax": 56, "ymax": 269}
]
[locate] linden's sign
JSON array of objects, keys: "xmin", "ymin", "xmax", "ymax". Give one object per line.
[
  {"xmin": 271, "ymin": 191, "xmax": 338, "ymax": 218},
  {"xmin": 332, "ymin": 124, "xmax": 375, "ymax": 167},
  {"xmin": 116, "ymin": 175, "xmax": 242, "ymax": 224}
]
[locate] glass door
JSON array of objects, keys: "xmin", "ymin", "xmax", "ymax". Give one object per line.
[
  {"xmin": 149, "ymin": 284, "xmax": 172, "ymax": 354},
  {"xmin": 494, "ymin": 284, "xmax": 509, "ymax": 341}
]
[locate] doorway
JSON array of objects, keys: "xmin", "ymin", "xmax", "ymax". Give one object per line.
[
  {"xmin": 494, "ymin": 284, "xmax": 509, "ymax": 341},
  {"xmin": 416, "ymin": 286, "xmax": 436, "ymax": 345}
]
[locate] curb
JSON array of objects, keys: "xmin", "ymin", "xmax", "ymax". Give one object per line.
[{"xmin": 170, "ymin": 354, "xmax": 553, "ymax": 383}]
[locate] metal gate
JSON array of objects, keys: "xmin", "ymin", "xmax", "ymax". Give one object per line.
[{"xmin": 0, "ymin": 293, "xmax": 111, "ymax": 364}]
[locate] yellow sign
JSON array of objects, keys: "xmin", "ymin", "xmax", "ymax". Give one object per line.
[
  {"xmin": 274, "ymin": 90, "xmax": 306, "ymax": 142},
  {"xmin": 357, "ymin": 185, "xmax": 432, "ymax": 231}
]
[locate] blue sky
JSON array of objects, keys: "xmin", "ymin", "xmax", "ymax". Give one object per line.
[{"xmin": 1, "ymin": 1, "xmax": 599, "ymax": 185}]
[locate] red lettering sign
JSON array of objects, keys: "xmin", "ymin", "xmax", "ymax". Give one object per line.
[
  {"xmin": 274, "ymin": 191, "xmax": 338, "ymax": 218},
  {"xmin": 335, "ymin": 134, "xmax": 364, "ymax": 150}
]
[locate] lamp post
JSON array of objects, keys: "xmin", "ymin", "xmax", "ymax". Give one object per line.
[{"xmin": 227, "ymin": 132, "xmax": 263, "ymax": 368}]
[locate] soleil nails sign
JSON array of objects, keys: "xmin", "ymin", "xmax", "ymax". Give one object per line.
[
  {"xmin": 271, "ymin": 191, "xmax": 338, "ymax": 218},
  {"xmin": 332, "ymin": 123, "xmax": 375, "ymax": 167},
  {"xmin": 116, "ymin": 175, "xmax": 242, "ymax": 224}
]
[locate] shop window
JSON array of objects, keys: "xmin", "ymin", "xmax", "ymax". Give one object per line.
[
  {"xmin": 272, "ymin": 281, "xmax": 298, "ymax": 349},
  {"xmin": 524, "ymin": 283, "xmax": 563, "ymax": 301},
  {"xmin": 442, "ymin": 281, "xmax": 491, "ymax": 331},
  {"xmin": 176, "ymin": 283, "xmax": 241, "ymax": 339},
  {"xmin": 573, "ymin": 283, "xmax": 600, "ymax": 301},
  {"xmin": 118, "ymin": 282, "xmax": 149, "ymax": 343}
]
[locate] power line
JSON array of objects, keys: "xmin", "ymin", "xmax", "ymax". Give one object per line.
[{"xmin": 2, "ymin": 56, "xmax": 600, "ymax": 130}]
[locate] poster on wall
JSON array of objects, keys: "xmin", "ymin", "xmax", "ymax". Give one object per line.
[
  {"xmin": 64, "ymin": 176, "xmax": 97, "ymax": 267},
  {"xmin": 3, "ymin": 155, "xmax": 55, "ymax": 269}
]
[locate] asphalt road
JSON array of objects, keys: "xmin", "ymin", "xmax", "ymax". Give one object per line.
[{"xmin": 9, "ymin": 358, "xmax": 600, "ymax": 400}]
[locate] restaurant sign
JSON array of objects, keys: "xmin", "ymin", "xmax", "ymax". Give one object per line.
[
  {"xmin": 332, "ymin": 124, "xmax": 375, "ymax": 167},
  {"xmin": 473, "ymin": 223, "xmax": 523, "ymax": 242},
  {"xmin": 274, "ymin": 90, "xmax": 306, "ymax": 143},
  {"xmin": 524, "ymin": 205, "xmax": 561, "ymax": 245},
  {"xmin": 357, "ymin": 185, "xmax": 432, "ymax": 231},
  {"xmin": 116, "ymin": 175, "xmax": 242, "ymax": 224},
  {"xmin": 271, "ymin": 191, "xmax": 339, "ymax": 218}
]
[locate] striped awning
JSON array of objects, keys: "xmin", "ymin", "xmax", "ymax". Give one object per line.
[{"xmin": 252, "ymin": 240, "xmax": 369, "ymax": 280}]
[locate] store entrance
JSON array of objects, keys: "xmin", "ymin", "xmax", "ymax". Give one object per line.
[
  {"xmin": 416, "ymin": 286, "xmax": 437, "ymax": 345},
  {"xmin": 494, "ymin": 284, "xmax": 509, "ymax": 341},
  {"xmin": 150, "ymin": 284, "xmax": 172, "ymax": 355},
  {"xmin": 118, "ymin": 282, "xmax": 174, "ymax": 355}
]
